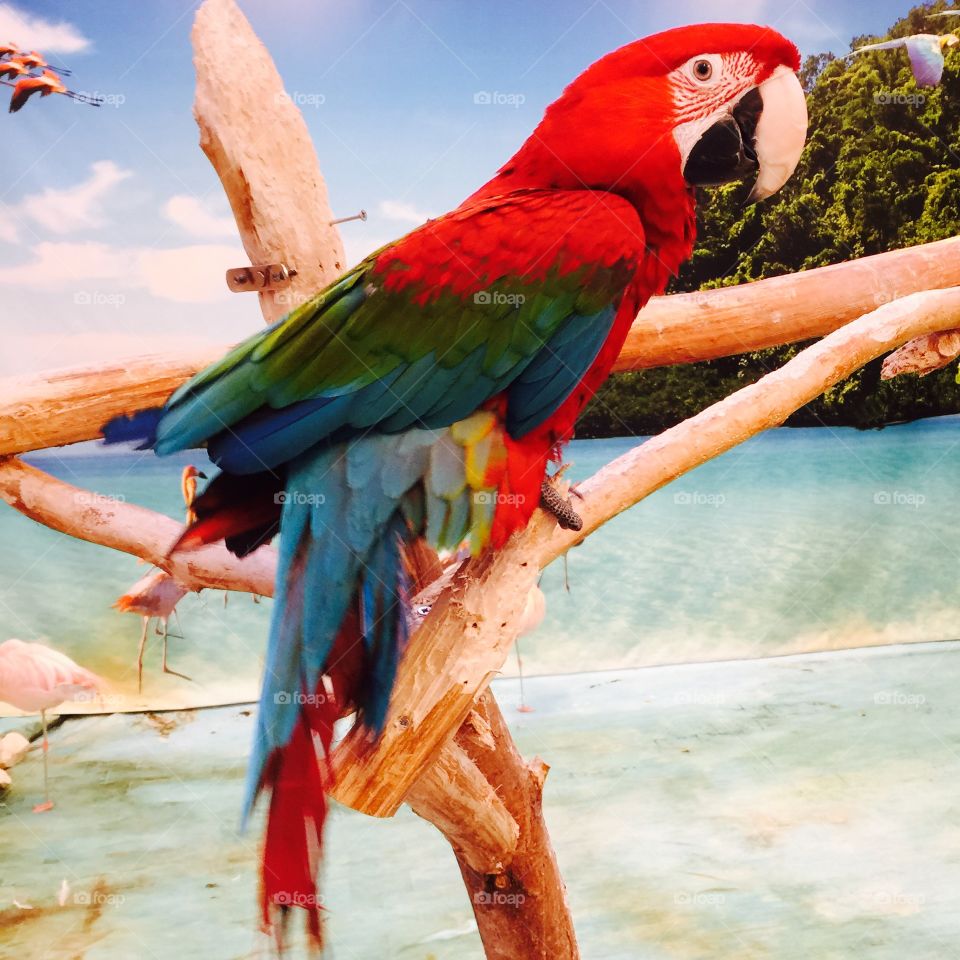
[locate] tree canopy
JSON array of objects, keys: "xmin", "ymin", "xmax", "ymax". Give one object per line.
[{"xmin": 578, "ymin": 2, "xmax": 960, "ymax": 438}]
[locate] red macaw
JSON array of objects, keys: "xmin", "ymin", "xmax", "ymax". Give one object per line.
[{"xmin": 105, "ymin": 22, "xmax": 806, "ymax": 946}]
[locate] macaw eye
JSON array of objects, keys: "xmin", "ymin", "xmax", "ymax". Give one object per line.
[
  {"xmin": 683, "ymin": 54, "xmax": 722, "ymax": 86},
  {"xmin": 693, "ymin": 59, "xmax": 713, "ymax": 81},
  {"xmin": 415, "ymin": 604, "xmax": 432, "ymax": 618}
]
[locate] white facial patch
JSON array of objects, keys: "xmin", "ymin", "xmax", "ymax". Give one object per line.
[{"xmin": 669, "ymin": 51, "xmax": 757, "ymax": 169}]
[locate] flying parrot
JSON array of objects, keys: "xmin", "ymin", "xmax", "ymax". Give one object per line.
[
  {"xmin": 854, "ymin": 32, "xmax": 959, "ymax": 87},
  {"xmin": 104, "ymin": 21, "xmax": 807, "ymax": 946}
]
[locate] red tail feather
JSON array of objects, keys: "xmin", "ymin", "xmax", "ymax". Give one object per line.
[{"xmin": 261, "ymin": 679, "xmax": 339, "ymax": 949}]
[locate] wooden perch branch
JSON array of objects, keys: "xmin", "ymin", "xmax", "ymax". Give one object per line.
[
  {"xmin": 0, "ymin": 451, "xmax": 528, "ymax": 877},
  {"xmin": 4, "ymin": 287, "xmax": 959, "ymax": 819},
  {"xmin": 405, "ymin": 729, "xmax": 519, "ymax": 874},
  {"xmin": 3, "ymin": 236, "xmax": 960, "ymax": 456},
  {"xmin": 881, "ymin": 328, "xmax": 960, "ymax": 379},
  {"xmin": 331, "ymin": 285, "xmax": 960, "ymax": 817},
  {"xmin": 192, "ymin": 0, "xmax": 345, "ymax": 324},
  {"xmin": 0, "ymin": 455, "xmax": 275, "ymax": 596},
  {"xmin": 452, "ymin": 693, "xmax": 578, "ymax": 960},
  {"xmin": 617, "ymin": 235, "xmax": 960, "ymax": 370}
]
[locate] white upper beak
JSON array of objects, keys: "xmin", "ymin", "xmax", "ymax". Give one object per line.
[{"xmin": 748, "ymin": 64, "xmax": 809, "ymax": 202}]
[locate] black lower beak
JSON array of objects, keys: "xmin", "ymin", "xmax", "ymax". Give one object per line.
[{"xmin": 683, "ymin": 87, "xmax": 763, "ymax": 188}]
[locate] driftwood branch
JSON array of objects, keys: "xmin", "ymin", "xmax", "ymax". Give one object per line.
[
  {"xmin": 3, "ymin": 236, "xmax": 960, "ymax": 456},
  {"xmin": 881, "ymin": 327, "xmax": 960, "ymax": 379},
  {"xmin": 4, "ymin": 290, "xmax": 959, "ymax": 817},
  {"xmin": 331, "ymin": 285, "xmax": 960, "ymax": 817},
  {"xmin": 0, "ymin": 455, "xmax": 275, "ymax": 596},
  {"xmin": 192, "ymin": 0, "xmax": 345, "ymax": 324},
  {"xmin": 3, "ymin": 287, "xmax": 958, "ymax": 954},
  {"xmin": 617, "ymin": 235, "xmax": 960, "ymax": 370},
  {"xmin": 11, "ymin": 289, "xmax": 951, "ymax": 806},
  {"xmin": 452, "ymin": 694, "xmax": 578, "ymax": 960}
]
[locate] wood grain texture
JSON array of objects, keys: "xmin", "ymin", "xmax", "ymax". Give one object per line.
[
  {"xmin": 4, "ymin": 236, "xmax": 960, "ymax": 456},
  {"xmin": 0, "ymin": 456, "xmax": 275, "ymax": 596},
  {"xmin": 405, "ymin": 736, "xmax": 520, "ymax": 875},
  {"xmin": 881, "ymin": 328, "xmax": 960, "ymax": 379},
  {"xmin": 452, "ymin": 694, "xmax": 579, "ymax": 960},
  {"xmin": 192, "ymin": 0, "xmax": 346, "ymax": 325},
  {"xmin": 616, "ymin": 235, "xmax": 960, "ymax": 370},
  {"xmin": 0, "ymin": 348, "xmax": 226, "ymax": 457},
  {"xmin": 330, "ymin": 286, "xmax": 960, "ymax": 816}
]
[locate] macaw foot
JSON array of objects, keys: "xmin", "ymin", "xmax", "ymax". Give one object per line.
[{"xmin": 540, "ymin": 478, "xmax": 583, "ymax": 531}]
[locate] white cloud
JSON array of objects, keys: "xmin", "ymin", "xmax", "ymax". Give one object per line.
[
  {"xmin": 0, "ymin": 3, "xmax": 91, "ymax": 54},
  {"xmin": 379, "ymin": 199, "xmax": 435, "ymax": 225},
  {"xmin": 138, "ymin": 244, "xmax": 241, "ymax": 303},
  {"xmin": 10, "ymin": 161, "xmax": 131, "ymax": 237},
  {"xmin": 163, "ymin": 195, "xmax": 237, "ymax": 240},
  {"xmin": 0, "ymin": 240, "xmax": 244, "ymax": 304},
  {"xmin": 0, "ymin": 241, "xmax": 134, "ymax": 285},
  {"xmin": 3, "ymin": 330, "xmax": 230, "ymax": 378}
]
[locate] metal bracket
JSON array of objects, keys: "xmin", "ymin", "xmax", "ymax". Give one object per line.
[{"xmin": 226, "ymin": 262, "xmax": 297, "ymax": 293}]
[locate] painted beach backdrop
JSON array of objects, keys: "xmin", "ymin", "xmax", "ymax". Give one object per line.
[{"xmin": 1, "ymin": 416, "xmax": 958, "ymax": 712}]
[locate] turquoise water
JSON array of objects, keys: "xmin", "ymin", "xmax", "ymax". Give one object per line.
[{"xmin": 2, "ymin": 417, "xmax": 959, "ymax": 707}]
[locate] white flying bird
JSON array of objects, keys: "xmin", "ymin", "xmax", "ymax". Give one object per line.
[{"xmin": 854, "ymin": 32, "xmax": 959, "ymax": 87}]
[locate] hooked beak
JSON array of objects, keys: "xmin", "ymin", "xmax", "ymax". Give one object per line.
[{"xmin": 682, "ymin": 65, "xmax": 808, "ymax": 203}]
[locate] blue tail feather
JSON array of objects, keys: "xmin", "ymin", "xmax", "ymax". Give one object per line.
[
  {"xmin": 100, "ymin": 407, "xmax": 163, "ymax": 449},
  {"xmin": 243, "ymin": 432, "xmax": 434, "ymax": 819}
]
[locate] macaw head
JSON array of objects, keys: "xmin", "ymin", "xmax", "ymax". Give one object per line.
[{"xmin": 481, "ymin": 23, "xmax": 806, "ymax": 231}]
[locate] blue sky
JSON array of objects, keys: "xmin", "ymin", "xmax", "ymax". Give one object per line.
[{"xmin": 0, "ymin": 0, "xmax": 932, "ymax": 374}]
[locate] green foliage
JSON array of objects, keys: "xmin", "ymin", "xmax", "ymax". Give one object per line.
[{"xmin": 578, "ymin": 1, "xmax": 960, "ymax": 438}]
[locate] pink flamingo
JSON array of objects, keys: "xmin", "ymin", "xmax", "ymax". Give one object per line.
[
  {"xmin": 0, "ymin": 56, "xmax": 29, "ymax": 81},
  {"xmin": 4, "ymin": 48, "xmax": 72, "ymax": 74},
  {"xmin": 0, "ymin": 638, "xmax": 100, "ymax": 812},
  {"xmin": 5, "ymin": 69, "xmax": 99, "ymax": 113},
  {"xmin": 113, "ymin": 466, "xmax": 206, "ymax": 692}
]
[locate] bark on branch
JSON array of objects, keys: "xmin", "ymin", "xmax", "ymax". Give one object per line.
[
  {"xmin": 331, "ymin": 285, "xmax": 960, "ymax": 817},
  {"xmin": 3, "ymin": 287, "xmax": 957, "ymax": 956},
  {"xmin": 5, "ymin": 289, "xmax": 959, "ymax": 814},
  {"xmin": 3, "ymin": 236, "xmax": 960, "ymax": 457}
]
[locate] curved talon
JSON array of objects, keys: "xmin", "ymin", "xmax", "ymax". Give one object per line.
[{"xmin": 540, "ymin": 480, "xmax": 583, "ymax": 531}]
